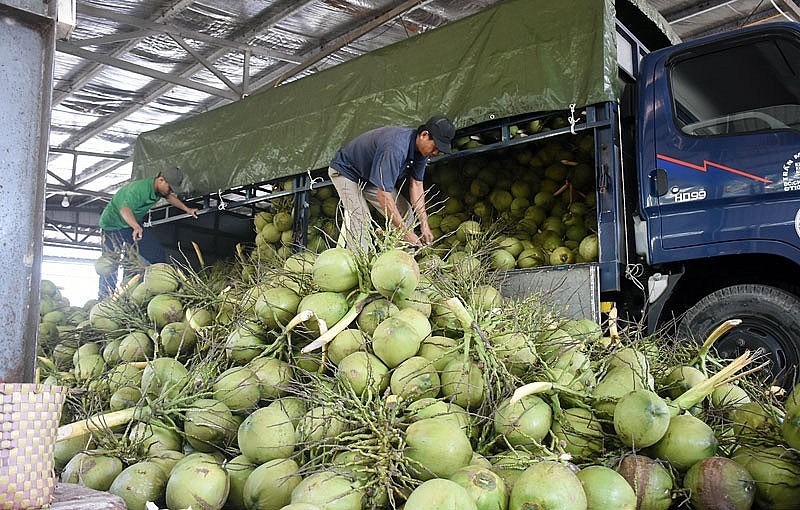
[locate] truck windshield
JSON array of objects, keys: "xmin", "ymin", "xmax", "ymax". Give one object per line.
[{"xmin": 670, "ymin": 35, "xmax": 800, "ymax": 136}]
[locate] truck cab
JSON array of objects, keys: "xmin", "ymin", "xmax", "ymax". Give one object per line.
[{"xmin": 631, "ymin": 22, "xmax": 800, "ymax": 383}]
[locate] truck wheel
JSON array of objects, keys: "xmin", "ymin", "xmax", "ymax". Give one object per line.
[{"xmin": 678, "ymin": 284, "xmax": 800, "ymax": 385}]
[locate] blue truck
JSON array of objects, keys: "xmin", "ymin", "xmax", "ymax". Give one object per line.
[
  {"xmin": 617, "ymin": 21, "xmax": 800, "ymax": 382},
  {"xmin": 133, "ymin": 1, "xmax": 800, "ymax": 384}
]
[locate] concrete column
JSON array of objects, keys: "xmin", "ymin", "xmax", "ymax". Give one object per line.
[{"xmin": 0, "ymin": 1, "xmax": 55, "ymax": 382}]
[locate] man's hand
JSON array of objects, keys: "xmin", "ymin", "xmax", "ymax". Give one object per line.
[
  {"xmin": 403, "ymin": 230, "xmax": 423, "ymax": 247},
  {"xmin": 419, "ymin": 222, "xmax": 434, "ymax": 246},
  {"xmin": 186, "ymin": 207, "xmax": 199, "ymax": 219},
  {"xmin": 131, "ymin": 224, "xmax": 143, "ymax": 241}
]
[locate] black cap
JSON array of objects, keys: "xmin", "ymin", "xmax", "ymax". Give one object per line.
[
  {"xmin": 425, "ymin": 115, "xmax": 456, "ymax": 154},
  {"xmin": 158, "ymin": 167, "xmax": 184, "ymax": 193}
]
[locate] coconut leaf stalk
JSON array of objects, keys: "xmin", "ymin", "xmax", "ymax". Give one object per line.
[
  {"xmin": 57, "ymin": 406, "xmax": 149, "ymax": 442},
  {"xmin": 690, "ymin": 319, "xmax": 742, "ymax": 374},
  {"xmin": 301, "ymin": 293, "xmax": 373, "ymax": 353},
  {"xmin": 669, "ymin": 350, "xmax": 759, "ymax": 414}
]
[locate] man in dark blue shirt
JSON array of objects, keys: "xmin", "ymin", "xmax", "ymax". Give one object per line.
[{"xmin": 328, "ymin": 115, "xmax": 455, "ymax": 252}]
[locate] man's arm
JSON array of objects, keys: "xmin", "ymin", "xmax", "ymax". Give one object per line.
[
  {"xmin": 119, "ymin": 206, "xmax": 144, "ymax": 241},
  {"xmin": 375, "ymin": 188, "xmax": 422, "ymax": 246},
  {"xmin": 408, "ymin": 178, "xmax": 432, "ymax": 245},
  {"xmin": 166, "ymin": 193, "xmax": 199, "ymax": 218}
]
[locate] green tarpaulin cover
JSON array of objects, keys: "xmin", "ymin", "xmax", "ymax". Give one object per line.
[{"xmin": 132, "ymin": 0, "xmax": 675, "ymax": 196}]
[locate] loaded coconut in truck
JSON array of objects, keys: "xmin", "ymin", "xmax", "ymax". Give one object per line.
[{"xmin": 131, "ymin": 0, "xmax": 800, "ymax": 384}]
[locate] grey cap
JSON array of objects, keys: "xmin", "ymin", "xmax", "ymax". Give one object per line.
[
  {"xmin": 425, "ymin": 115, "xmax": 456, "ymax": 154},
  {"xmin": 158, "ymin": 167, "xmax": 184, "ymax": 193}
]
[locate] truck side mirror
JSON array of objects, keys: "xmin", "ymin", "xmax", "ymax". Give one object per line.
[{"xmin": 651, "ymin": 168, "xmax": 668, "ymax": 197}]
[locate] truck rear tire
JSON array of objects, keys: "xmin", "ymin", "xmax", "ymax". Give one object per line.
[{"xmin": 678, "ymin": 284, "xmax": 800, "ymax": 385}]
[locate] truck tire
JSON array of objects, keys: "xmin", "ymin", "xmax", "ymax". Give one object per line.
[{"xmin": 678, "ymin": 284, "xmax": 800, "ymax": 385}]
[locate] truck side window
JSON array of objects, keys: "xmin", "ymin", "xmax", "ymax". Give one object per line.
[{"xmin": 670, "ymin": 37, "xmax": 800, "ymax": 136}]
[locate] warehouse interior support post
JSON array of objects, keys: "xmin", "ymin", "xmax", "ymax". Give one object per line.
[{"xmin": 0, "ymin": 2, "xmax": 56, "ymax": 382}]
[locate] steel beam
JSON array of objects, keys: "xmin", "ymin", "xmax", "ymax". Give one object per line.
[{"xmin": 0, "ymin": 1, "xmax": 54, "ymax": 382}]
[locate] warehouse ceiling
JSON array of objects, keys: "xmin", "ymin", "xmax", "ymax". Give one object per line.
[{"xmin": 44, "ymin": 0, "xmax": 800, "ymax": 251}]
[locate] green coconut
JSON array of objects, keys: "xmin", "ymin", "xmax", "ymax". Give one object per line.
[
  {"xmin": 615, "ymin": 455, "xmax": 673, "ymax": 510},
  {"xmin": 783, "ymin": 406, "xmax": 800, "ymax": 450},
  {"xmin": 144, "ymin": 450, "xmax": 182, "ymax": 478},
  {"xmin": 336, "ymin": 351, "xmax": 390, "ymax": 396},
  {"xmin": 186, "ymin": 307, "xmax": 214, "ymax": 330},
  {"xmin": 370, "ymin": 248, "xmax": 420, "ymax": 301},
  {"xmin": 117, "ymin": 331, "xmax": 154, "ymax": 362},
  {"xmin": 449, "ymin": 464, "xmax": 509, "ymax": 510},
  {"xmin": 405, "ymin": 417, "xmax": 473, "ymax": 480},
  {"xmin": 683, "ymin": 456, "xmax": 755, "ymax": 510},
  {"xmin": 61, "ymin": 450, "xmax": 123, "ymax": 491},
  {"xmin": 296, "ymin": 292, "xmax": 350, "ymax": 334},
  {"xmin": 355, "ymin": 298, "xmax": 399, "ymax": 336},
  {"xmin": 224, "ymin": 455, "xmax": 255, "ymax": 509},
  {"xmin": 212, "ymin": 366, "xmax": 261, "ymax": 413},
  {"xmin": 489, "ymin": 450, "xmax": 537, "ymax": 492},
  {"xmin": 490, "ymin": 332, "xmax": 536, "ymax": 375},
  {"xmin": 660, "ymin": 365, "xmax": 706, "ymax": 400},
  {"xmin": 159, "ymin": 321, "xmax": 197, "ymax": 356},
  {"xmin": 225, "ymin": 321, "xmax": 269, "ymax": 364},
  {"xmin": 89, "ymin": 300, "xmax": 120, "ymax": 331},
  {"xmin": 143, "ymin": 262, "xmax": 180, "ymax": 293},
  {"xmin": 650, "ymin": 414, "xmax": 718, "ymax": 471},
  {"xmin": 592, "ymin": 365, "xmax": 651, "ymax": 417},
  {"xmin": 577, "ymin": 465, "xmax": 636, "ymax": 510},
  {"xmin": 710, "ymin": 383, "xmax": 751, "ymax": 408},
  {"xmin": 509, "ymin": 460, "xmax": 588, "ymax": 510},
  {"xmin": 493, "ymin": 394, "xmax": 552, "ymax": 447},
  {"xmin": 166, "ymin": 453, "xmax": 229, "ymax": 510},
  {"xmin": 613, "ymin": 390, "xmax": 670, "ymax": 448},
  {"xmin": 405, "ymin": 478, "xmax": 478, "ymax": 510},
  {"xmin": 550, "ymin": 407, "xmax": 604, "ymax": 460},
  {"xmin": 296, "ymin": 405, "xmax": 348, "ymax": 443},
  {"xmin": 441, "ymin": 359, "xmax": 486, "ymax": 409},
  {"xmin": 247, "ymin": 356, "xmax": 293, "ymax": 400},
  {"xmin": 417, "ymin": 335, "xmax": 459, "ymax": 371},
  {"xmin": 128, "ymin": 420, "xmax": 182, "ymax": 454},
  {"xmin": 142, "ymin": 358, "xmax": 190, "ymax": 399},
  {"xmin": 267, "ymin": 397, "xmax": 307, "ymax": 426},
  {"xmin": 326, "ymin": 328, "xmax": 368, "ymax": 365},
  {"xmin": 238, "ymin": 407, "xmax": 296, "ymax": 464},
  {"xmin": 108, "ymin": 461, "xmax": 168, "ymax": 510},
  {"xmin": 390, "ymin": 356, "xmax": 440, "ymax": 402},
  {"xmin": 392, "ymin": 307, "xmax": 433, "ymax": 339},
  {"xmin": 146, "ymin": 294, "xmax": 184, "ymax": 329},
  {"xmin": 183, "ymin": 398, "xmax": 237, "ymax": 452},
  {"xmin": 253, "ymin": 287, "xmax": 301, "ymax": 331},
  {"xmin": 735, "ymin": 446, "xmax": 800, "ymax": 509},
  {"xmin": 312, "ymin": 247, "xmax": 359, "ymax": 292},
  {"xmin": 74, "ymin": 353, "xmax": 105, "ymax": 381},
  {"xmin": 394, "ymin": 288, "xmax": 433, "ymax": 317},
  {"xmin": 109, "ymin": 386, "xmax": 142, "ymax": 411},
  {"xmin": 242, "ymin": 457, "xmax": 301, "ymax": 510},
  {"xmin": 55, "ymin": 433, "xmax": 92, "ymax": 471},
  {"xmin": 405, "ymin": 398, "xmax": 471, "ymax": 432},
  {"xmin": 290, "ymin": 471, "xmax": 363, "ymax": 510},
  {"xmin": 371, "ymin": 315, "xmax": 424, "ymax": 368}
]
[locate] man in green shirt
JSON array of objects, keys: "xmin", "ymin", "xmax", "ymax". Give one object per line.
[{"xmin": 98, "ymin": 167, "xmax": 198, "ymax": 297}]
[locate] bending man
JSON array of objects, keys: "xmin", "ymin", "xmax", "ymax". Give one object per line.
[{"xmin": 328, "ymin": 115, "xmax": 455, "ymax": 251}]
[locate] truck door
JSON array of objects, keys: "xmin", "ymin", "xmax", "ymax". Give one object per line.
[{"xmin": 643, "ymin": 25, "xmax": 800, "ymax": 265}]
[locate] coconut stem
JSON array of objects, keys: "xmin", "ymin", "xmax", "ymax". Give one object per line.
[
  {"xmin": 691, "ymin": 319, "xmax": 741, "ymax": 374},
  {"xmin": 191, "ymin": 241, "xmax": 205, "ymax": 268},
  {"xmin": 509, "ymin": 381, "xmax": 586, "ymax": 405},
  {"xmin": 441, "ymin": 297, "xmax": 477, "ymax": 363},
  {"xmin": 301, "ymin": 293, "xmax": 373, "ymax": 353},
  {"xmin": 57, "ymin": 406, "xmax": 143, "ymax": 442},
  {"xmin": 670, "ymin": 349, "xmax": 756, "ymax": 414}
]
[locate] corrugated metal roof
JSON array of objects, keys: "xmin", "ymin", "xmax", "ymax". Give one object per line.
[{"xmin": 44, "ymin": 0, "xmax": 800, "ymax": 249}]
